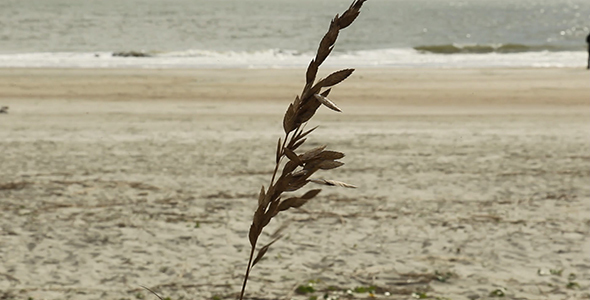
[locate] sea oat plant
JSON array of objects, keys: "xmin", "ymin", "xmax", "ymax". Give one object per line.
[{"xmin": 238, "ymin": 1, "xmax": 367, "ymax": 299}]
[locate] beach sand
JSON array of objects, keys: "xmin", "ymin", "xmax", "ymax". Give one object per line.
[{"xmin": 0, "ymin": 68, "xmax": 589, "ymax": 300}]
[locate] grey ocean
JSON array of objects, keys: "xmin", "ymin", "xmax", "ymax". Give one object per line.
[{"xmin": 1, "ymin": 0, "xmax": 588, "ymax": 68}]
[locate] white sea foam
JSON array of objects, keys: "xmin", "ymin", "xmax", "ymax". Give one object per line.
[
  {"xmin": 0, "ymin": 48, "xmax": 586, "ymax": 69},
  {"xmin": 1, "ymin": 0, "xmax": 588, "ymax": 69}
]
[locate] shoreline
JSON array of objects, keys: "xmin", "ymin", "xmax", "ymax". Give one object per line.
[{"xmin": 0, "ymin": 48, "xmax": 586, "ymax": 69}]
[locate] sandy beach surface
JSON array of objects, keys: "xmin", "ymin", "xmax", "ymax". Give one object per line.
[{"xmin": 0, "ymin": 68, "xmax": 589, "ymax": 300}]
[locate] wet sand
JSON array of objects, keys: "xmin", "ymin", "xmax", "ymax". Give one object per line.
[{"xmin": 0, "ymin": 68, "xmax": 589, "ymax": 300}]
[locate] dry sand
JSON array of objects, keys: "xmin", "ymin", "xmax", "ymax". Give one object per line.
[{"xmin": 0, "ymin": 68, "xmax": 589, "ymax": 300}]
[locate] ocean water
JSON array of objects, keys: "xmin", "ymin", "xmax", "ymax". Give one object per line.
[{"xmin": 1, "ymin": 0, "xmax": 589, "ymax": 68}]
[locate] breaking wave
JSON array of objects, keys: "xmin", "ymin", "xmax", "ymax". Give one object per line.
[
  {"xmin": 0, "ymin": 48, "xmax": 586, "ymax": 68},
  {"xmin": 414, "ymin": 44, "xmax": 575, "ymax": 54}
]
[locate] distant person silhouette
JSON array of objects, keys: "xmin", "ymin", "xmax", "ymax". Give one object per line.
[{"xmin": 587, "ymin": 33, "xmax": 590, "ymax": 69}]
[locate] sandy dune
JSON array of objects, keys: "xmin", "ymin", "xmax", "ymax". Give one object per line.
[{"xmin": 0, "ymin": 68, "xmax": 589, "ymax": 300}]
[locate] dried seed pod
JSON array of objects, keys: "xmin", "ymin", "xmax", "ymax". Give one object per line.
[
  {"xmin": 283, "ymin": 103, "xmax": 297, "ymax": 134},
  {"xmin": 317, "ymin": 160, "xmax": 345, "ymax": 170},
  {"xmin": 315, "ymin": 21, "xmax": 339, "ymax": 66},
  {"xmin": 275, "ymin": 138, "xmax": 282, "ymax": 163},
  {"xmin": 273, "ymin": 175, "xmax": 290, "ymax": 195},
  {"xmin": 257, "ymin": 185, "xmax": 266, "ymax": 206},
  {"xmin": 295, "ymin": 126, "xmax": 318, "ymax": 142},
  {"xmin": 291, "ymin": 138, "xmax": 307, "ymax": 151},
  {"xmin": 278, "ymin": 197, "xmax": 309, "ymax": 211},
  {"xmin": 291, "ymin": 169, "xmax": 308, "ymax": 177},
  {"xmin": 338, "ymin": 0, "xmax": 366, "ymax": 29},
  {"xmin": 281, "ymin": 160, "xmax": 299, "ymax": 177},
  {"xmin": 284, "ymin": 148, "xmax": 303, "ymax": 165},
  {"xmin": 294, "ymin": 98, "xmax": 322, "ymax": 126},
  {"xmin": 310, "ymin": 178, "xmax": 357, "ymax": 188},
  {"xmin": 301, "ymin": 145, "xmax": 327, "ymax": 161},
  {"xmin": 318, "ymin": 150, "xmax": 345, "ymax": 160},
  {"xmin": 314, "ymin": 94, "xmax": 342, "ymax": 112},
  {"xmin": 248, "ymin": 222, "xmax": 260, "ymax": 246},
  {"xmin": 285, "ymin": 178, "xmax": 310, "ymax": 192},
  {"xmin": 313, "ymin": 69, "xmax": 355, "ymax": 92},
  {"xmin": 261, "ymin": 200, "xmax": 281, "ymax": 228},
  {"xmin": 306, "ymin": 59, "xmax": 318, "ymax": 86},
  {"xmin": 301, "ymin": 189, "xmax": 322, "ymax": 200},
  {"xmin": 252, "ymin": 236, "xmax": 282, "ymax": 267}
]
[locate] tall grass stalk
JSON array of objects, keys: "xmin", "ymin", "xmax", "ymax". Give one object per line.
[{"xmin": 238, "ymin": 1, "xmax": 367, "ymax": 299}]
